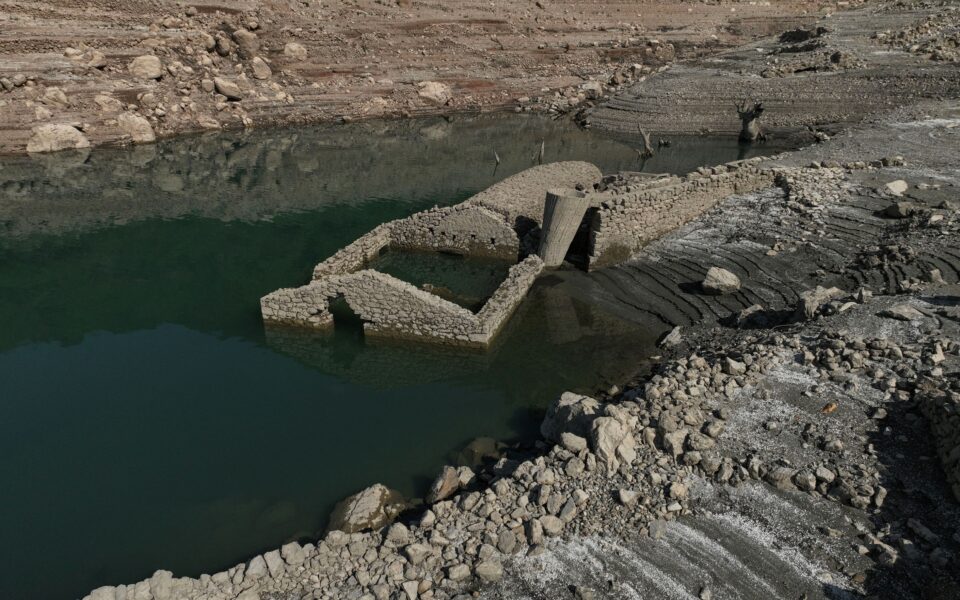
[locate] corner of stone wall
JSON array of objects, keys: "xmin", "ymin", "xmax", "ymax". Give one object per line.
[
  {"xmin": 918, "ymin": 389, "xmax": 960, "ymax": 502},
  {"xmin": 586, "ymin": 160, "xmax": 776, "ymax": 269},
  {"xmin": 312, "ymin": 223, "xmax": 393, "ymax": 279}
]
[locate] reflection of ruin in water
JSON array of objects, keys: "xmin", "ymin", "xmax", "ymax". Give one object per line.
[{"xmin": 264, "ymin": 274, "xmax": 655, "ymax": 395}]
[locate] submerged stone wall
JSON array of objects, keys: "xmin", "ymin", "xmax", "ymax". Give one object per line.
[
  {"xmin": 587, "ymin": 158, "xmax": 773, "ymax": 269},
  {"xmin": 262, "ymin": 257, "xmax": 545, "ymax": 348}
]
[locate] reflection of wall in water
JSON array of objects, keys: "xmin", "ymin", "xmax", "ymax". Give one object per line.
[{"xmin": 264, "ymin": 277, "xmax": 655, "ymax": 395}]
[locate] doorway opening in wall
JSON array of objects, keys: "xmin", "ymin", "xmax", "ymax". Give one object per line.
[
  {"xmin": 561, "ymin": 207, "xmax": 598, "ymax": 271},
  {"xmin": 329, "ymin": 294, "xmax": 365, "ymax": 340}
]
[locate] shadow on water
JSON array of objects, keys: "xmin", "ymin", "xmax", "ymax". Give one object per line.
[{"xmin": 0, "ymin": 113, "xmax": 785, "ymax": 600}]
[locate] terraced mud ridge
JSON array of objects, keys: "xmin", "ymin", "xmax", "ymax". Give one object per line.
[{"xmin": 585, "ymin": 1, "xmax": 960, "ymax": 140}]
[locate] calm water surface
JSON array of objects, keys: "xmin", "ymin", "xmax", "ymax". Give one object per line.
[{"xmin": 0, "ymin": 115, "xmax": 783, "ymax": 599}]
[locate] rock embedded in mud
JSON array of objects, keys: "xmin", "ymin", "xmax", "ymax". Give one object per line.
[
  {"xmin": 213, "ymin": 77, "xmax": 243, "ymax": 101},
  {"xmin": 417, "ymin": 81, "xmax": 452, "ymax": 105},
  {"xmin": 129, "ymin": 55, "xmax": 164, "ymax": 80},
  {"xmin": 884, "ymin": 179, "xmax": 909, "ymax": 196},
  {"xmin": 284, "ymin": 42, "xmax": 308, "ymax": 61},
  {"xmin": 658, "ymin": 325, "xmax": 682, "ymax": 347},
  {"xmin": 879, "ymin": 304, "xmax": 925, "ymax": 321},
  {"xmin": 251, "ymin": 56, "xmax": 272, "ymax": 80},
  {"xmin": 117, "ymin": 113, "xmax": 156, "ymax": 144},
  {"xmin": 26, "ymin": 123, "xmax": 90, "ymax": 153},
  {"xmin": 795, "ymin": 286, "xmax": 845, "ymax": 321},
  {"xmin": 701, "ymin": 266, "xmax": 741, "ymax": 295}
]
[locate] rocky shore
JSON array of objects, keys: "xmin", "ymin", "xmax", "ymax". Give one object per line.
[{"xmin": 0, "ymin": 0, "xmax": 844, "ymax": 155}]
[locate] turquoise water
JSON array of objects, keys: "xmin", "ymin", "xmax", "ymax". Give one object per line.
[{"xmin": 0, "ymin": 115, "xmax": 782, "ymax": 599}]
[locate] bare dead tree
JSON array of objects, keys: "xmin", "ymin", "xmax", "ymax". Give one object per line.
[
  {"xmin": 735, "ymin": 99, "xmax": 767, "ymax": 143},
  {"xmin": 638, "ymin": 126, "xmax": 655, "ymax": 158}
]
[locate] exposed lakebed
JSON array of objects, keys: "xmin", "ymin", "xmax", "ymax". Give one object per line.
[{"xmin": 0, "ymin": 114, "xmax": 785, "ymax": 599}]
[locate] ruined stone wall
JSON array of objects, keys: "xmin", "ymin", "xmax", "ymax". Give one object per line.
[
  {"xmin": 313, "ymin": 224, "xmax": 392, "ymax": 279},
  {"xmin": 263, "ymin": 257, "xmax": 545, "ymax": 348},
  {"xmin": 919, "ymin": 388, "xmax": 960, "ymax": 501},
  {"xmin": 390, "ymin": 205, "xmax": 520, "ymax": 260},
  {"xmin": 477, "ymin": 256, "xmax": 544, "ymax": 337},
  {"xmin": 587, "ymin": 158, "xmax": 773, "ymax": 269}
]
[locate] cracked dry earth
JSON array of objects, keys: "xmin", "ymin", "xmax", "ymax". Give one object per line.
[{"xmin": 0, "ymin": 0, "xmax": 841, "ymax": 154}]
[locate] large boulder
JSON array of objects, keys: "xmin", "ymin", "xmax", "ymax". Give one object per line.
[
  {"xmin": 417, "ymin": 81, "xmax": 452, "ymax": 105},
  {"xmin": 327, "ymin": 483, "xmax": 404, "ymax": 533},
  {"xmin": 541, "ymin": 391, "xmax": 601, "ymax": 443},
  {"xmin": 232, "ymin": 28, "xmax": 259, "ymax": 58},
  {"xmin": 26, "ymin": 124, "xmax": 90, "ymax": 153},
  {"xmin": 426, "ymin": 465, "xmax": 460, "ymax": 503},
  {"xmin": 589, "ymin": 416, "xmax": 637, "ymax": 471},
  {"xmin": 701, "ymin": 266, "xmax": 741, "ymax": 295},
  {"xmin": 117, "ymin": 113, "xmax": 156, "ymax": 143},
  {"xmin": 128, "ymin": 55, "xmax": 163, "ymax": 80},
  {"xmin": 251, "ymin": 56, "xmax": 272, "ymax": 80},
  {"xmin": 214, "ymin": 77, "xmax": 243, "ymax": 101}
]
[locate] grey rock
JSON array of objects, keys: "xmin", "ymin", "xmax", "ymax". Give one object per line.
[
  {"xmin": 129, "ymin": 55, "xmax": 163, "ymax": 79},
  {"xmin": 328, "ymin": 483, "xmax": 404, "ymax": 534},
  {"xmin": 26, "ymin": 124, "xmax": 90, "ymax": 153},
  {"xmin": 474, "ymin": 560, "xmax": 503, "ymax": 582},
  {"xmin": 701, "ymin": 266, "xmax": 741, "ymax": 295},
  {"xmin": 264, "ymin": 549, "xmax": 284, "ymax": 578},
  {"xmin": 541, "ymin": 391, "xmax": 600, "ymax": 442},
  {"xmin": 560, "ymin": 432, "xmax": 588, "ymax": 453},
  {"xmin": 213, "ymin": 77, "xmax": 242, "ymax": 101},
  {"xmin": 427, "ymin": 465, "xmax": 460, "ymax": 503},
  {"xmin": 281, "ymin": 541, "xmax": 305, "ymax": 565},
  {"xmin": 879, "ymin": 304, "xmax": 925, "ymax": 321}
]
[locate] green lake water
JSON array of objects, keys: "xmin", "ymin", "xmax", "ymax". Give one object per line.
[{"xmin": 0, "ymin": 114, "xmax": 783, "ymax": 599}]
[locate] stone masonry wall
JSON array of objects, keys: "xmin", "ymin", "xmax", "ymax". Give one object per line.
[
  {"xmin": 587, "ymin": 157, "xmax": 773, "ymax": 269},
  {"xmin": 390, "ymin": 205, "xmax": 520, "ymax": 260},
  {"xmin": 919, "ymin": 385, "xmax": 960, "ymax": 501},
  {"xmin": 313, "ymin": 223, "xmax": 393, "ymax": 279},
  {"xmin": 262, "ymin": 258, "xmax": 545, "ymax": 348}
]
